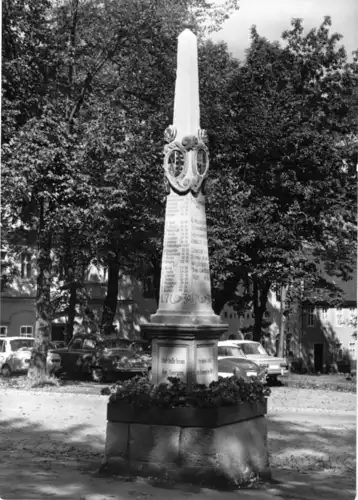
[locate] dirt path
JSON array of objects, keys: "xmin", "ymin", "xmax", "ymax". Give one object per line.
[{"xmin": 0, "ymin": 387, "xmax": 355, "ymax": 499}]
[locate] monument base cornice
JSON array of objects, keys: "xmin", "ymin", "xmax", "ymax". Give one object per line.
[{"xmin": 141, "ymin": 322, "xmax": 227, "ymax": 341}]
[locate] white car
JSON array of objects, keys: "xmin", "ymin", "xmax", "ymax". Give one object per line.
[
  {"xmin": 217, "ymin": 341, "xmax": 266, "ymax": 381},
  {"xmin": 0, "ymin": 337, "xmax": 62, "ymax": 377},
  {"xmin": 230, "ymin": 340, "xmax": 289, "ymax": 384}
]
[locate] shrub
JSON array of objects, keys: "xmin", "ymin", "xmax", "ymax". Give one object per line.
[
  {"xmin": 27, "ymin": 368, "xmax": 61, "ymax": 388},
  {"xmin": 106, "ymin": 375, "xmax": 271, "ymax": 408}
]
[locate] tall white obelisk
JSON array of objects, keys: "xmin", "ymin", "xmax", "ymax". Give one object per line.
[{"xmin": 142, "ymin": 29, "xmax": 227, "ymax": 387}]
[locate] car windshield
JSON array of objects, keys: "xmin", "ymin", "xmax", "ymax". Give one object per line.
[
  {"xmin": 240, "ymin": 343, "xmax": 268, "ymax": 355},
  {"xmin": 101, "ymin": 338, "xmax": 132, "ymax": 349},
  {"xmin": 10, "ymin": 339, "xmax": 34, "ymax": 351},
  {"xmin": 218, "ymin": 346, "xmax": 245, "ymax": 357}
]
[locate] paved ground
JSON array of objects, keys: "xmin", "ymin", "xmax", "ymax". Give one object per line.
[{"xmin": 0, "ymin": 386, "xmax": 356, "ymax": 499}]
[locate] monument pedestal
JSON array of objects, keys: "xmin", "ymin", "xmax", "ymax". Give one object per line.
[
  {"xmin": 142, "ymin": 323, "xmax": 226, "ymax": 387},
  {"xmin": 103, "ymin": 399, "xmax": 271, "ymax": 489},
  {"xmin": 101, "ymin": 28, "xmax": 270, "ymax": 490}
]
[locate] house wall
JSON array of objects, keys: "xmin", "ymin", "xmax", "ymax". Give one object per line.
[
  {"xmin": 1, "ymin": 254, "xmax": 157, "ymax": 340},
  {"xmin": 297, "ymin": 307, "xmax": 357, "ymax": 369},
  {"xmin": 0, "ymin": 298, "xmax": 36, "ymax": 337},
  {"xmin": 219, "ymin": 287, "xmax": 357, "ymax": 370},
  {"xmin": 0, "ymin": 250, "xmax": 37, "ymax": 337}
]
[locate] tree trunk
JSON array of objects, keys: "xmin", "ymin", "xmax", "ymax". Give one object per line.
[
  {"xmin": 277, "ymin": 285, "xmax": 288, "ymax": 357},
  {"xmin": 211, "ymin": 279, "xmax": 238, "ymax": 316},
  {"xmin": 151, "ymin": 256, "xmax": 161, "ymax": 307},
  {"xmin": 252, "ymin": 278, "xmax": 271, "ymax": 342},
  {"xmin": 29, "ymin": 201, "xmax": 52, "ymax": 377},
  {"xmin": 66, "ymin": 278, "xmax": 77, "ymax": 342},
  {"xmin": 101, "ymin": 254, "xmax": 120, "ymax": 335}
]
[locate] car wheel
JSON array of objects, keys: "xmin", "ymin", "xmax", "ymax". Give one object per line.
[
  {"xmin": 267, "ymin": 375, "xmax": 280, "ymax": 386},
  {"xmin": 1, "ymin": 364, "xmax": 12, "ymax": 377},
  {"xmin": 91, "ymin": 367, "xmax": 105, "ymax": 383}
]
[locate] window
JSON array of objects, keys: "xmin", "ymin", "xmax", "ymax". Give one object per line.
[
  {"xmin": 21, "ymin": 254, "xmax": 32, "ymax": 279},
  {"xmin": 20, "ymin": 326, "xmax": 33, "ymax": 337},
  {"xmin": 349, "ymin": 308, "xmax": 357, "ymax": 322},
  {"xmin": 230, "ymin": 313, "xmax": 232, "ymax": 319},
  {"xmin": 349, "ymin": 341, "xmax": 357, "ymax": 360},
  {"xmin": 307, "ymin": 308, "xmax": 314, "ymax": 327},
  {"xmin": 11, "ymin": 338, "xmax": 34, "ymax": 351},
  {"xmin": 240, "ymin": 342, "xmax": 268, "ymax": 355},
  {"xmin": 218, "ymin": 346, "xmax": 245, "ymax": 357},
  {"xmin": 321, "ymin": 308, "xmax": 328, "ymax": 323},
  {"xmin": 69, "ymin": 338, "xmax": 83, "ymax": 350},
  {"xmin": 0, "ymin": 326, "xmax": 7, "ymax": 337},
  {"xmin": 336, "ymin": 308, "xmax": 344, "ymax": 326},
  {"xmin": 224, "ymin": 312, "xmax": 228, "ymax": 318}
]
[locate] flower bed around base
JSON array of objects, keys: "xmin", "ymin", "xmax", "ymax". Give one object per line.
[{"xmin": 103, "ymin": 377, "xmax": 271, "ymax": 488}]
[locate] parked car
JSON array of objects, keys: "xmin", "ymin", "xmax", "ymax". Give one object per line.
[
  {"xmin": 230, "ymin": 340, "xmax": 289, "ymax": 384},
  {"xmin": 51, "ymin": 333, "xmax": 152, "ymax": 382},
  {"xmin": 217, "ymin": 341, "xmax": 266, "ymax": 381},
  {"xmin": 0, "ymin": 337, "xmax": 62, "ymax": 377}
]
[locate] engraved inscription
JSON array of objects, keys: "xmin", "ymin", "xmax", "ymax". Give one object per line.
[
  {"xmin": 158, "ymin": 346, "xmax": 188, "ymax": 383},
  {"xmin": 196, "ymin": 345, "xmax": 215, "ymax": 385},
  {"xmin": 159, "ymin": 191, "xmax": 212, "ymax": 309}
]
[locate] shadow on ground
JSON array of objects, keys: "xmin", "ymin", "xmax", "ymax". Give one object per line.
[{"xmin": 0, "ymin": 408, "xmax": 355, "ymax": 499}]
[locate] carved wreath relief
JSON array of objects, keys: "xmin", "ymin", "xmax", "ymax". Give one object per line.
[{"xmin": 163, "ymin": 125, "xmax": 209, "ymax": 194}]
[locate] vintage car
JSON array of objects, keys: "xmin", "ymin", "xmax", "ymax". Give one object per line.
[
  {"xmin": 231, "ymin": 340, "xmax": 289, "ymax": 384},
  {"xmin": 52, "ymin": 333, "xmax": 152, "ymax": 382},
  {"xmin": 217, "ymin": 341, "xmax": 266, "ymax": 381},
  {"xmin": 0, "ymin": 337, "xmax": 62, "ymax": 377}
]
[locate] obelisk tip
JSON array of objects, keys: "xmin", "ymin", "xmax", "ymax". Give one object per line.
[
  {"xmin": 179, "ymin": 26, "xmax": 196, "ymax": 38},
  {"xmin": 174, "ymin": 23, "xmax": 200, "ymax": 137}
]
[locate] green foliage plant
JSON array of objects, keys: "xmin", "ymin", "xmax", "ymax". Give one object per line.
[{"xmin": 106, "ymin": 375, "xmax": 271, "ymax": 408}]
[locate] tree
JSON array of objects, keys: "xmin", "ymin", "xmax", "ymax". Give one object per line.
[
  {"xmin": 1, "ymin": 0, "xmax": 241, "ymax": 365},
  {"xmin": 206, "ymin": 17, "xmax": 357, "ymax": 341}
]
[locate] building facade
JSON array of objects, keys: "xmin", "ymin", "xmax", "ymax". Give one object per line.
[
  {"xmin": 218, "ymin": 275, "xmax": 357, "ymax": 372},
  {"xmin": 0, "ymin": 247, "xmax": 37, "ymax": 338},
  {"xmin": 0, "ymin": 248, "xmax": 157, "ymax": 341},
  {"xmin": 2, "ymin": 245, "xmax": 356, "ymax": 371}
]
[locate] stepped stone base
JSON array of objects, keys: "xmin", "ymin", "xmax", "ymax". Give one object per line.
[{"xmin": 103, "ymin": 401, "xmax": 271, "ymax": 489}]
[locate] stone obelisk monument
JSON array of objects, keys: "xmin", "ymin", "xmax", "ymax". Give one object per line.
[{"xmin": 142, "ymin": 28, "xmax": 227, "ymax": 387}]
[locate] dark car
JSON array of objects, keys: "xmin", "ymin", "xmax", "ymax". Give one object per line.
[
  {"xmin": 52, "ymin": 334, "xmax": 151, "ymax": 382},
  {"xmin": 218, "ymin": 341, "xmax": 266, "ymax": 382}
]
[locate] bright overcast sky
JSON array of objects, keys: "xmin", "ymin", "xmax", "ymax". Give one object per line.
[{"xmin": 210, "ymin": 0, "xmax": 358, "ymax": 61}]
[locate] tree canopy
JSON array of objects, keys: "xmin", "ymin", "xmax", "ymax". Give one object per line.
[
  {"xmin": 206, "ymin": 17, "xmax": 357, "ymax": 339},
  {"xmin": 1, "ymin": 2, "xmax": 357, "ymax": 353}
]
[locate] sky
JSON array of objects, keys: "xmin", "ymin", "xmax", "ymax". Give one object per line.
[{"xmin": 210, "ymin": 0, "xmax": 358, "ymax": 61}]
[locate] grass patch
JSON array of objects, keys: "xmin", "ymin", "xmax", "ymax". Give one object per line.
[
  {"xmin": 0, "ymin": 370, "xmax": 61, "ymax": 390},
  {"xmin": 282, "ymin": 373, "xmax": 356, "ymax": 393}
]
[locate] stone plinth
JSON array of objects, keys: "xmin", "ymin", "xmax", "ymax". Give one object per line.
[
  {"xmin": 103, "ymin": 400, "xmax": 270, "ymax": 489},
  {"xmin": 142, "ymin": 323, "xmax": 226, "ymax": 387}
]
